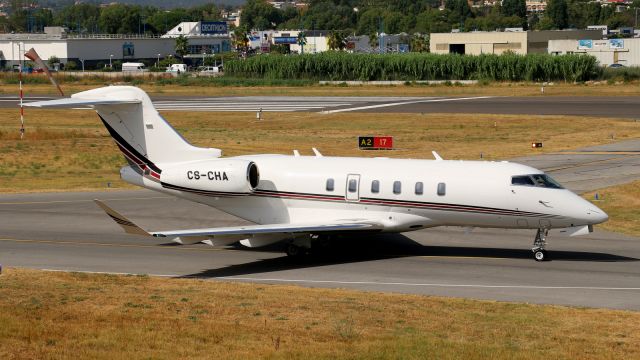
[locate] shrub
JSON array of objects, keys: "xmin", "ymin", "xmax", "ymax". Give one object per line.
[{"xmin": 224, "ymin": 52, "xmax": 600, "ymax": 82}]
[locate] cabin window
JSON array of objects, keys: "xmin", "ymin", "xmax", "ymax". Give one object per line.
[
  {"xmin": 326, "ymin": 178, "xmax": 335, "ymax": 192},
  {"xmin": 393, "ymin": 181, "xmax": 402, "ymax": 195},
  {"xmin": 415, "ymin": 182, "xmax": 424, "ymax": 195},
  {"xmin": 531, "ymin": 174, "xmax": 563, "ymax": 189},
  {"xmin": 348, "ymin": 179, "xmax": 357, "ymax": 193},
  {"xmin": 371, "ymin": 180, "xmax": 380, "ymax": 193},
  {"xmin": 511, "ymin": 175, "xmax": 535, "ymax": 186},
  {"xmin": 437, "ymin": 182, "xmax": 446, "ymax": 196},
  {"xmin": 511, "ymin": 174, "xmax": 563, "ymax": 189}
]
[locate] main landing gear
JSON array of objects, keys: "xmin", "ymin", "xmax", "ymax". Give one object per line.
[
  {"xmin": 285, "ymin": 235, "xmax": 314, "ymax": 258},
  {"xmin": 532, "ymin": 228, "xmax": 549, "ymax": 262},
  {"xmin": 286, "ymin": 243, "xmax": 307, "ymax": 257}
]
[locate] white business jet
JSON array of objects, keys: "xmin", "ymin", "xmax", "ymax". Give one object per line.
[{"xmin": 26, "ymin": 86, "xmax": 608, "ymax": 261}]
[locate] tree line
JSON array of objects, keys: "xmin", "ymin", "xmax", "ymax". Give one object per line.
[
  {"xmin": 0, "ymin": 0, "xmax": 638, "ymax": 36},
  {"xmin": 0, "ymin": 0, "xmax": 229, "ymax": 34},
  {"xmin": 242, "ymin": 0, "xmax": 638, "ymax": 34}
]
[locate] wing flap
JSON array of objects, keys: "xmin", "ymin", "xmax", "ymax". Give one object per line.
[{"xmin": 153, "ymin": 222, "xmax": 381, "ymax": 238}]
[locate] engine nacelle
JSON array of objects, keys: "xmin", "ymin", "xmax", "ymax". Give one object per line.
[{"xmin": 160, "ymin": 159, "xmax": 259, "ymax": 195}]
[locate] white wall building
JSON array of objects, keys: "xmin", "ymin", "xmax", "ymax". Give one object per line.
[
  {"xmin": 549, "ymin": 38, "xmax": 640, "ymax": 66},
  {"xmin": 0, "ymin": 22, "xmax": 231, "ymax": 69}
]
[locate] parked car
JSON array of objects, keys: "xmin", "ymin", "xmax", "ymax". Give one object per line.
[
  {"xmin": 122, "ymin": 62, "xmax": 148, "ymax": 72},
  {"xmin": 166, "ymin": 63, "xmax": 187, "ymax": 73},
  {"xmin": 198, "ymin": 65, "xmax": 223, "ymax": 74},
  {"xmin": 608, "ymin": 63, "xmax": 625, "ymax": 68}
]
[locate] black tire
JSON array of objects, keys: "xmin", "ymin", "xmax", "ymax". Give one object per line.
[{"xmin": 286, "ymin": 244, "xmax": 305, "ymax": 257}]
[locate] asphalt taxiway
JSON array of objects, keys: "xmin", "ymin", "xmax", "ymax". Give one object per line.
[
  {"xmin": 1, "ymin": 141, "xmax": 639, "ymax": 310},
  {"xmin": 3, "ymin": 95, "xmax": 640, "ymax": 118}
]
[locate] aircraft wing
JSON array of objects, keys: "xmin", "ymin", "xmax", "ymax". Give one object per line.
[{"xmin": 95, "ymin": 200, "xmax": 382, "ymax": 238}]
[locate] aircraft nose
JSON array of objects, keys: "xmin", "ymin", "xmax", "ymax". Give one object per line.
[{"xmin": 585, "ymin": 205, "xmax": 608, "ymax": 224}]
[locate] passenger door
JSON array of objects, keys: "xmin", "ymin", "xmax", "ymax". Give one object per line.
[{"xmin": 345, "ymin": 174, "xmax": 361, "ymax": 202}]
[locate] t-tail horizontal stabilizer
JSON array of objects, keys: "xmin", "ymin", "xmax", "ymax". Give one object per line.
[{"xmin": 25, "ymin": 98, "xmax": 141, "ymax": 108}]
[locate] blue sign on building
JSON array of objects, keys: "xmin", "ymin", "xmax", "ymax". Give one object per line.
[
  {"xmin": 274, "ymin": 37, "xmax": 297, "ymax": 44},
  {"xmin": 123, "ymin": 42, "xmax": 134, "ymax": 57},
  {"xmin": 201, "ymin": 21, "xmax": 228, "ymax": 35}
]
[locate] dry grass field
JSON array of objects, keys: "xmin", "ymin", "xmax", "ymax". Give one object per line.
[
  {"xmin": 0, "ymin": 268, "xmax": 638, "ymax": 360},
  {"xmin": 1, "ymin": 85, "xmax": 639, "ymax": 359},
  {"xmin": 584, "ymin": 180, "xmax": 640, "ymax": 236},
  {"xmin": 3, "ymin": 81, "xmax": 640, "ymax": 98},
  {"xmin": 1, "ymin": 108, "xmax": 640, "ymax": 193}
]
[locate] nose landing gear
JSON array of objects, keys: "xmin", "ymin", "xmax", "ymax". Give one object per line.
[{"xmin": 532, "ymin": 228, "xmax": 549, "ymax": 261}]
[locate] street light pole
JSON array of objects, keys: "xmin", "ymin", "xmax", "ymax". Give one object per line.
[
  {"xmin": 109, "ymin": 54, "xmax": 113, "ymax": 68},
  {"xmin": 157, "ymin": 53, "xmax": 160, "ymax": 68}
]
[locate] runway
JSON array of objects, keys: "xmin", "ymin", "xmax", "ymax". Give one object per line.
[
  {"xmin": 1, "ymin": 140, "xmax": 639, "ymax": 310},
  {"xmin": 3, "ymin": 94, "xmax": 640, "ymax": 118}
]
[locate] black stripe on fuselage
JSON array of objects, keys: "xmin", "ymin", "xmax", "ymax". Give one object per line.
[
  {"xmin": 160, "ymin": 184, "xmax": 558, "ymax": 219},
  {"xmin": 98, "ymin": 115, "xmax": 162, "ymax": 174},
  {"xmin": 161, "ymin": 182, "xmax": 250, "ymax": 197}
]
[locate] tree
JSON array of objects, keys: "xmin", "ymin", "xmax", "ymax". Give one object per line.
[
  {"xmin": 64, "ymin": 61, "xmax": 77, "ymax": 70},
  {"xmin": 368, "ymin": 32, "xmax": 378, "ymax": 50},
  {"xmin": 446, "ymin": 0, "xmax": 473, "ymax": 27},
  {"xmin": 410, "ymin": 34, "xmax": 429, "ymax": 52},
  {"xmin": 546, "ymin": 0, "xmax": 568, "ymax": 29},
  {"xmin": 241, "ymin": 0, "xmax": 282, "ymax": 30},
  {"xmin": 231, "ymin": 27, "xmax": 250, "ymax": 55},
  {"xmin": 327, "ymin": 31, "xmax": 347, "ymax": 50},
  {"xmin": 175, "ymin": 35, "xmax": 189, "ymax": 60},
  {"xmin": 297, "ymin": 31, "xmax": 307, "ymax": 54},
  {"xmin": 501, "ymin": 0, "xmax": 527, "ymax": 29},
  {"xmin": 47, "ymin": 56, "xmax": 60, "ymax": 69}
]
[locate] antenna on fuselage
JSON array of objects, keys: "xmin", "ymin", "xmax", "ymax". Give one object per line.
[
  {"xmin": 312, "ymin": 148, "xmax": 323, "ymax": 157},
  {"xmin": 432, "ymin": 151, "xmax": 443, "ymax": 161},
  {"xmin": 293, "ymin": 150, "xmax": 300, "ymax": 157}
]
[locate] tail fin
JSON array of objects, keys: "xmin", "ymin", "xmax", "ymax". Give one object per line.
[{"xmin": 26, "ymin": 86, "xmax": 221, "ymax": 175}]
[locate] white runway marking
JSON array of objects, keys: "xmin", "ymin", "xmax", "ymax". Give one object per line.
[
  {"xmin": 37, "ymin": 269, "xmax": 640, "ymax": 291},
  {"xmin": 7, "ymin": 96, "xmax": 492, "ymax": 113},
  {"xmin": 321, "ymin": 96, "xmax": 495, "ymax": 114},
  {"xmin": 154, "ymin": 100, "xmax": 353, "ymax": 112}
]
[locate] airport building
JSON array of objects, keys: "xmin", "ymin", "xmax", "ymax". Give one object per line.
[
  {"xmin": 249, "ymin": 30, "xmax": 330, "ymax": 54},
  {"xmin": 0, "ymin": 22, "xmax": 231, "ymax": 69},
  {"xmin": 249, "ymin": 30, "xmax": 410, "ymax": 54},
  {"xmin": 430, "ymin": 30, "xmax": 603, "ymax": 55},
  {"xmin": 549, "ymin": 38, "xmax": 640, "ymax": 67}
]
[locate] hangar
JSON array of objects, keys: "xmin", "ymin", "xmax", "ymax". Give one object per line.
[
  {"xmin": 430, "ymin": 30, "xmax": 603, "ymax": 55},
  {"xmin": 0, "ymin": 22, "xmax": 231, "ymax": 69},
  {"xmin": 549, "ymin": 38, "xmax": 640, "ymax": 67}
]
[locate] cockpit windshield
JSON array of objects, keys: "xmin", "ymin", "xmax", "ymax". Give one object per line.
[{"xmin": 511, "ymin": 174, "xmax": 563, "ymax": 189}]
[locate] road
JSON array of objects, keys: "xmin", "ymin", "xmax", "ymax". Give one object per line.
[
  {"xmin": 1, "ymin": 140, "xmax": 639, "ymax": 310},
  {"xmin": 2, "ymin": 95, "xmax": 640, "ymax": 118}
]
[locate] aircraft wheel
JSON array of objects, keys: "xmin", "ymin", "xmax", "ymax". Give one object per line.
[
  {"xmin": 286, "ymin": 244, "xmax": 305, "ymax": 257},
  {"xmin": 533, "ymin": 249, "xmax": 546, "ymax": 262}
]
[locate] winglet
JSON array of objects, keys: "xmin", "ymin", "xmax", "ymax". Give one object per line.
[
  {"xmin": 94, "ymin": 199, "xmax": 151, "ymax": 237},
  {"xmin": 432, "ymin": 151, "xmax": 443, "ymax": 161}
]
